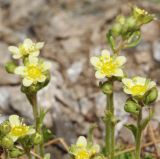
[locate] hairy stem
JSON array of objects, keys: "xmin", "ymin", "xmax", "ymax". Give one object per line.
[
  {"xmin": 27, "ymin": 93, "xmax": 44, "ymax": 158},
  {"xmin": 135, "ymin": 109, "xmax": 142, "ymax": 159},
  {"xmin": 105, "ymin": 81, "xmax": 115, "ymax": 159}
]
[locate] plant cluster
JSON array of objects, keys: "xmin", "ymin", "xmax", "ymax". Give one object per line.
[{"xmin": 1, "ymin": 6, "xmax": 158, "ymax": 159}]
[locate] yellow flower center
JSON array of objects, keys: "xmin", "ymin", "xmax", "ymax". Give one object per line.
[
  {"xmin": 100, "ymin": 60, "xmax": 117, "ymax": 76},
  {"xmin": 131, "ymin": 85, "xmax": 147, "ymax": 95},
  {"xmin": 76, "ymin": 149, "xmax": 90, "ymax": 159},
  {"xmin": 27, "ymin": 66, "xmax": 42, "ymax": 79},
  {"xmin": 11, "ymin": 126, "xmax": 29, "ymax": 137}
]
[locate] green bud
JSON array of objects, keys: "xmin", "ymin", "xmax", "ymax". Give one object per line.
[
  {"xmin": 144, "ymin": 87, "xmax": 158, "ymax": 105},
  {"xmin": 5, "ymin": 61, "xmax": 17, "ymax": 74},
  {"xmin": 99, "ymin": 81, "xmax": 113, "ymax": 94},
  {"xmin": 111, "ymin": 23, "xmax": 122, "ymax": 36},
  {"xmin": 9, "ymin": 148, "xmax": 24, "ymax": 158},
  {"xmin": 1, "ymin": 136, "xmax": 14, "ymax": 149},
  {"xmin": 33, "ymin": 133, "xmax": 43, "ymax": 145},
  {"xmin": 126, "ymin": 16, "xmax": 136, "ymax": 30},
  {"xmin": 124, "ymin": 99, "xmax": 141, "ymax": 115},
  {"xmin": 0, "ymin": 121, "xmax": 11, "ymax": 135}
]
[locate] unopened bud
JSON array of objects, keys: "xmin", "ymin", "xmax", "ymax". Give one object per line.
[
  {"xmin": 9, "ymin": 148, "xmax": 24, "ymax": 158},
  {"xmin": 33, "ymin": 133, "xmax": 43, "ymax": 145},
  {"xmin": 99, "ymin": 81, "xmax": 113, "ymax": 94},
  {"xmin": 5, "ymin": 61, "xmax": 17, "ymax": 74},
  {"xmin": 1, "ymin": 136, "xmax": 13, "ymax": 149},
  {"xmin": 144, "ymin": 87, "xmax": 158, "ymax": 105},
  {"xmin": 124, "ymin": 99, "xmax": 141, "ymax": 115},
  {"xmin": 112, "ymin": 23, "xmax": 122, "ymax": 36},
  {"xmin": 0, "ymin": 121, "xmax": 11, "ymax": 135}
]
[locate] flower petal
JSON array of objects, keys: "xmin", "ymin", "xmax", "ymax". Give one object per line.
[
  {"xmin": 123, "ymin": 88, "xmax": 132, "ymax": 95},
  {"xmin": 36, "ymin": 42, "xmax": 44, "ymax": 49},
  {"xmin": 149, "ymin": 81, "xmax": 156, "ymax": 89},
  {"xmin": 133, "ymin": 76, "xmax": 146, "ymax": 85},
  {"xmin": 101, "ymin": 49, "xmax": 110, "ymax": 61},
  {"xmin": 76, "ymin": 136, "xmax": 87, "ymax": 148},
  {"xmin": 37, "ymin": 75, "xmax": 46, "ymax": 82},
  {"xmin": 23, "ymin": 39, "xmax": 33, "ymax": 48},
  {"xmin": 115, "ymin": 56, "xmax": 126, "ymax": 66},
  {"xmin": 90, "ymin": 57, "xmax": 100, "ymax": 67},
  {"xmin": 122, "ymin": 78, "xmax": 134, "ymax": 88},
  {"xmin": 31, "ymin": 51, "xmax": 40, "ymax": 57},
  {"xmin": 9, "ymin": 115, "xmax": 20, "ymax": 127},
  {"xmin": 8, "ymin": 46, "xmax": 19, "ymax": 55},
  {"xmin": 22, "ymin": 78, "xmax": 33, "ymax": 87},
  {"xmin": 29, "ymin": 56, "xmax": 38, "ymax": 64},
  {"xmin": 95, "ymin": 71, "xmax": 106, "ymax": 79},
  {"xmin": 114, "ymin": 68, "xmax": 124, "ymax": 77},
  {"xmin": 43, "ymin": 61, "xmax": 51, "ymax": 71},
  {"xmin": 28, "ymin": 128, "xmax": 36, "ymax": 135},
  {"xmin": 14, "ymin": 66, "xmax": 25, "ymax": 75}
]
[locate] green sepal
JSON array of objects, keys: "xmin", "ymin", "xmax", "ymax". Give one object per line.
[
  {"xmin": 124, "ymin": 124, "xmax": 137, "ymax": 139},
  {"xmin": 124, "ymin": 31, "xmax": 141, "ymax": 48},
  {"xmin": 124, "ymin": 98, "xmax": 141, "ymax": 115},
  {"xmin": 144, "ymin": 87, "xmax": 158, "ymax": 105}
]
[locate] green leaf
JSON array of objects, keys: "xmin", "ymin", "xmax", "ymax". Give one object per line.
[
  {"xmin": 124, "ymin": 124, "xmax": 137, "ymax": 139},
  {"xmin": 107, "ymin": 30, "xmax": 116, "ymax": 52}
]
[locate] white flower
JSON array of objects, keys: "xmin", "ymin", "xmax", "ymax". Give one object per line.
[
  {"xmin": 90, "ymin": 49, "xmax": 126, "ymax": 79},
  {"xmin": 14, "ymin": 56, "xmax": 51, "ymax": 87},
  {"xmin": 8, "ymin": 38, "xmax": 44, "ymax": 59}
]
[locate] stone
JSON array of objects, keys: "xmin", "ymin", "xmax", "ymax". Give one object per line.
[
  {"xmin": 67, "ymin": 60, "xmax": 85, "ymax": 83},
  {"xmin": 153, "ymin": 40, "xmax": 160, "ymax": 62}
]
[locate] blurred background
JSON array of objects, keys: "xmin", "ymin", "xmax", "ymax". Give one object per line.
[{"xmin": 0, "ymin": 0, "xmax": 160, "ymax": 158}]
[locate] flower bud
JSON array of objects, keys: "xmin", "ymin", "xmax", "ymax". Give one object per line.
[
  {"xmin": 1, "ymin": 136, "xmax": 14, "ymax": 149},
  {"xmin": 0, "ymin": 121, "xmax": 11, "ymax": 135},
  {"xmin": 5, "ymin": 61, "xmax": 17, "ymax": 74},
  {"xmin": 144, "ymin": 87, "xmax": 158, "ymax": 105},
  {"xmin": 99, "ymin": 81, "xmax": 113, "ymax": 94},
  {"xmin": 124, "ymin": 99, "xmax": 141, "ymax": 115},
  {"xmin": 33, "ymin": 133, "xmax": 43, "ymax": 145},
  {"xmin": 111, "ymin": 23, "xmax": 122, "ymax": 36},
  {"xmin": 126, "ymin": 17, "xmax": 136, "ymax": 30},
  {"xmin": 9, "ymin": 148, "xmax": 24, "ymax": 158}
]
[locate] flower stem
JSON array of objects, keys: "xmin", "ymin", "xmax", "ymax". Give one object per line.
[
  {"xmin": 27, "ymin": 93, "xmax": 44, "ymax": 158},
  {"xmin": 105, "ymin": 81, "xmax": 115, "ymax": 159},
  {"xmin": 135, "ymin": 109, "xmax": 142, "ymax": 159}
]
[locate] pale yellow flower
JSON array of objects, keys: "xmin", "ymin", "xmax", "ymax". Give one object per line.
[
  {"xmin": 14, "ymin": 57, "xmax": 51, "ymax": 87},
  {"xmin": 90, "ymin": 49, "xmax": 126, "ymax": 79},
  {"xmin": 8, "ymin": 39, "xmax": 44, "ymax": 59},
  {"xmin": 8, "ymin": 115, "xmax": 35, "ymax": 141},
  {"xmin": 122, "ymin": 76, "xmax": 156, "ymax": 97},
  {"xmin": 70, "ymin": 136, "xmax": 100, "ymax": 159}
]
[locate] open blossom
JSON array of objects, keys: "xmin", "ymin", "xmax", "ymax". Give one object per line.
[
  {"xmin": 69, "ymin": 136, "xmax": 100, "ymax": 159},
  {"xmin": 8, "ymin": 39, "xmax": 44, "ymax": 59},
  {"xmin": 90, "ymin": 49, "xmax": 126, "ymax": 79},
  {"xmin": 122, "ymin": 76, "xmax": 156, "ymax": 97},
  {"xmin": 8, "ymin": 115, "xmax": 35, "ymax": 142},
  {"xmin": 14, "ymin": 57, "xmax": 51, "ymax": 87}
]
